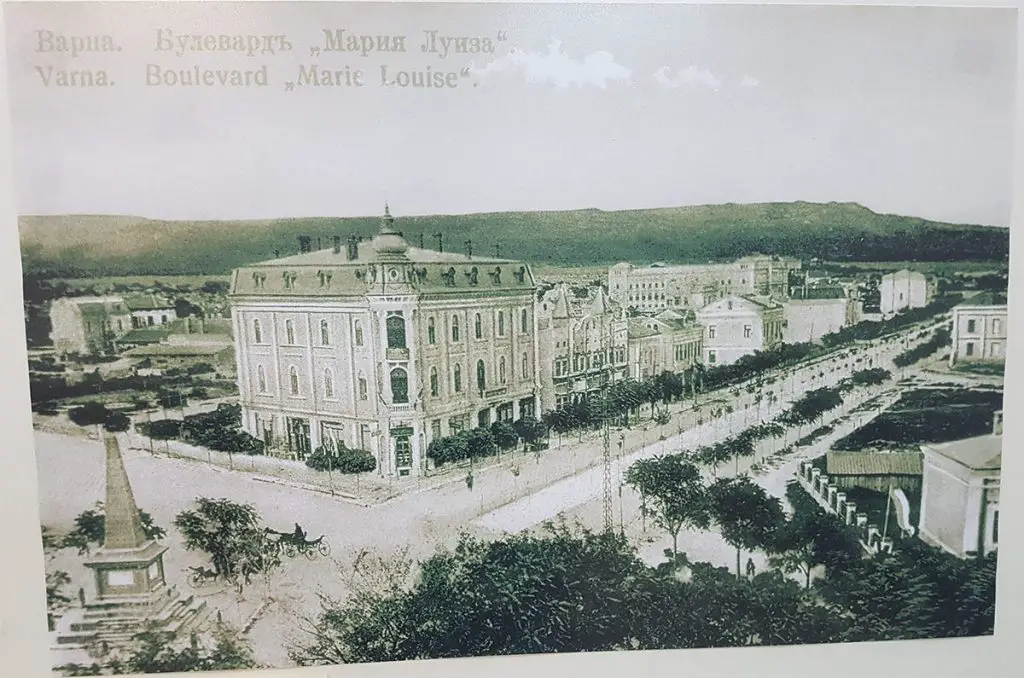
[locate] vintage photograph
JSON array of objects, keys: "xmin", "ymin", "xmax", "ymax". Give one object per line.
[{"xmin": 2, "ymin": 1, "xmax": 1013, "ymax": 674}]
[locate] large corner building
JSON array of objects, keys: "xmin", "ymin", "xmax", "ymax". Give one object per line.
[{"xmin": 228, "ymin": 207, "xmax": 540, "ymax": 477}]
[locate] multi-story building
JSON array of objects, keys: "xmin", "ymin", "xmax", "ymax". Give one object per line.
[
  {"xmin": 626, "ymin": 310, "xmax": 704, "ymax": 381},
  {"xmin": 783, "ymin": 287, "xmax": 857, "ymax": 344},
  {"xmin": 949, "ymin": 293, "xmax": 1008, "ymax": 367},
  {"xmin": 918, "ymin": 412, "xmax": 1001, "ymax": 559},
  {"xmin": 879, "ymin": 269, "xmax": 931, "ymax": 316},
  {"xmin": 536, "ymin": 284, "xmax": 629, "ymax": 411},
  {"xmin": 607, "ymin": 254, "xmax": 801, "ymax": 314},
  {"xmin": 228, "ymin": 207, "xmax": 540, "ymax": 478},
  {"xmin": 49, "ymin": 295, "xmax": 177, "ymax": 357},
  {"xmin": 695, "ymin": 295, "xmax": 785, "ymax": 366}
]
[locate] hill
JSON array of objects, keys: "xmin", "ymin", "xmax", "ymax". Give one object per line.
[{"xmin": 18, "ymin": 201, "xmax": 1009, "ymax": 277}]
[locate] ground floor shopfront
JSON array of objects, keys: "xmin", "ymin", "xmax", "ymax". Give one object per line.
[{"xmin": 240, "ymin": 394, "xmax": 537, "ymax": 477}]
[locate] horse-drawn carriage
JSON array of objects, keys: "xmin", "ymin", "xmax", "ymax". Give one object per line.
[{"xmin": 266, "ymin": 525, "xmax": 331, "ymax": 560}]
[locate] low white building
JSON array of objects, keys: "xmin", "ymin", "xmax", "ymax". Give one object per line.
[
  {"xmin": 879, "ymin": 269, "xmax": 930, "ymax": 316},
  {"xmin": 695, "ymin": 295, "xmax": 784, "ymax": 366},
  {"xmin": 918, "ymin": 413, "xmax": 1001, "ymax": 559},
  {"xmin": 783, "ymin": 287, "xmax": 856, "ymax": 344},
  {"xmin": 949, "ymin": 293, "xmax": 1008, "ymax": 367}
]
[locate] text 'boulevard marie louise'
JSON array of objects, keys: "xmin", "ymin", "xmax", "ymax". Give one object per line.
[{"xmin": 31, "ymin": 28, "xmax": 509, "ymax": 90}]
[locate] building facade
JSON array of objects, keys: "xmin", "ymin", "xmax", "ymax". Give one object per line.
[
  {"xmin": 879, "ymin": 269, "xmax": 930, "ymax": 316},
  {"xmin": 49, "ymin": 295, "xmax": 177, "ymax": 357},
  {"xmin": 695, "ymin": 295, "xmax": 784, "ymax": 366},
  {"xmin": 918, "ymin": 414, "xmax": 1001, "ymax": 559},
  {"xmin": 949, "ymin": 294, "xmax": 1008, "ymax": 367},
  {"xmin": 229, "ymin": 208, "xmax": 540, "ymax": 478},
  {"xmin": 607, "ymin": 254, "xmax": 801, "ymax": 314},
  {"xmin": 627, "ymin": 310, "xmax": 704, "ymax": 381},
  {"xmin": 536, "ymin": 284, "xmax": 629, "ymax": 412},
  {"xmin": 783, "ymin": 288, "xmax": 856, "ymax": 344}
]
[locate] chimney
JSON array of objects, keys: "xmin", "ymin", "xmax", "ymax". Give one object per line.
[
  {"xmin": 333, "ymin": 235, "xmax": 342, "ymax": 254},
  {"xmin": 993, "ymin": 410, "xmax": 1003, "ymax": 436},
  {"xmin": 298, "ymin": 235, "xmax": 313, "ymax": 253}
]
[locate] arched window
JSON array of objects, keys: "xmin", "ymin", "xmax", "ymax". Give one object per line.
[
  {"xmin": 499, "ymin": 356, "xmax": 506, "ymax": 384},
  {"xmin": 451, "ymin": 315, "xmax": 461, "ymax": 342},
  {"xmin": 453, "ymin": 363, "xmax": 462, "ymax": 392},
  {"xmin": 427, "ymin": 317, "xmax": 436, "ymax": 344},
  {"xmin": 386, "ymin": 314, "xmax": 406, "ymax": 349},
  {"xmin": 474, "ymin": 313, "xmax": 483, "ymax": 339},
  {"xmin": 289, "ymin": 366, "xmax": 299, "ymax": 395},
  {"xmin": 285, "ymin": 319, "xmax": 296, "ymax": 345},
  {"xmin": 324, "ymin": 369, "xmax": 334, "ymax": 398},
  {"xmin": 521, "ymin": 308, "xmax": 528, "ymax": 333},
  {"xmin": 430, "ymin": 367, "xmax": 439, "ymax": 397},
  {"xmin": 253, "ymin": 318, "xmax": 263, "ymax": 344},
  {"xmin": 476, "ymin": 359, "xmax": 486, "ymax": 391},
  {"xmin": 522, "ymin": 352, "xmax": 528, "ymax": 376},
  {"xmin": 390, "ymin": 367, "xmax": 409, "ymax": 404},
  {"xmin": 354, "ymin": 320, "xmax": 364, "ymax": 346},
  {"xmin": 320, "ymin": 319, "xmax": 330, "ymax": 345},
  {"xmin": 498, "ymin": 311, "xmax": 505, "ymax": 337},
  {"xmin": 257, "ymin": 365, "xmax": 267, "ymax": 393}
]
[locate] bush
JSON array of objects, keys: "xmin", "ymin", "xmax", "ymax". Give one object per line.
[
  {"xmin": 68, "ymin": 402, "xmax": 111, "ymax": 427},
  {"xmin": 306, "ymin": 444, "xmax": 376, "ymax": 474},
  {"xmin": 142, "ymin": 418, "xmax": 183, "ymax": 440},
  {"xmin": 34, "ymin": 401, "xmax": 59, "ymax": 416},
  {"xmin": 103, "ymin": 412, "xmax": 132, "ymax": 433}
]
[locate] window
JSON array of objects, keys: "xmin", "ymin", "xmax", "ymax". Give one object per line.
[
  {"xmin": 427, "ymin": 317, "xmax": 436, "ymax": 344},
  {"xmin": 522, "ymin": 352, "xmax": 529, "ymax": 377},
  {"xmin": 358, "ymin": 377, "xmax": 368, "ymax": 400},
  {"xmin": 430, "ymin": 367, "xmax": 439, "ymax": 397},
  {"xmin": 498, "ymin": 311, "xmax": 505, "ymax": 337},
  {"xmin": 257, "ymin": 365, "xmax": 267, "ymax": 393},
  {"xmin": 708, "ymin": 325, "xmax": 716, "ymax": 339},
  {"xmin": 499, "ymin": 356, "xmax": 506, "ymax": 384},
  {"xmin": 320, "ymin": 319, "xmax": 330, "ymax": 345},
  {"xmin": 477, "ymin": 359, "xmax": 486, "ymax": 391},
  {"xmin": 147, "ymin": 316, "xmax": 154, "ymax": 327},
  {"xmin": 354, "ymin": 320, "xmax": 364, "ymax": 346},
  {"xmin": 968, "ymin": 319, "xmax": 977, "ymax": 333},
  {"xmin": 324, "ymin": 369, "xmax": 334, "ymax": 398},
  {"xmin": 161, "ymin": 314, "xmax": 168, "ymax": 324},
  {"xmin": 289, "ymin": 366, "xmax": 300, "ymax": 395},
  {"xmin": 253, "ymin": 319, "xmax": 263, "ymax": 343},
  {"xmin": 475, "ymin": 313, "xmax": 483, "ymax": 339},
  {"xmin": 708, "ymin": 350, "xmax": 717, "ymax": 365},
  {"xmin": 521, "ymin": 308, "xmax": 528, "ymax": 333},
  {"xmin": 390, "ymin": 368, "xmax": 409, "ymax": 404},
  {"xmin": 452, "ymin": 315, "xmax": 461, "ymax": 341},
  {"xmin": 744, "ymin": 324, "xmax": 752, "ymax": 339},
  {"xmin": 454, "ymin": 363, "xmax": 462, "ymax": 392},
  {"xmin": 965, "ymin": 342, "xmax": 975, "ymax": 356},
  {"xmin": 990, "ymin": 342, "xmax": 1003, "ymax": 358},
  {"xmin": 285, "ymin": 319, "xmax": 296, "ymax": 345},
  {"xmin": 993, "ymin": 318, "xmax": 1002, "ymax": 335},
  {"xmin": 386, "ymin": 314, "xmax": 406, "ymax": 349}
]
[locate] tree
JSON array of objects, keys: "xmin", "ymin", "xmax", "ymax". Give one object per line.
[
  {"xmin": 103, "ymin": 412, "xmax": 132, "ymax": 433},
  {"xmin": 173, "ymin": 498, "xmax": 277, "ymax": 586},
  {"xmin": 767, "ymin": 502, "xmax": 862, "ymax": 588},
  {"xmin": 513, "ymin": 416, "xmax": 547, "ymax": 452},
  {"xmin": 61, "ymin": 503, "xmax": 166, "ymax": 555},
  {"xmin": 465, "ymin": 427, "xmax": 497, "ymax": 460},
  {"xmin": 626, "ymin": 455, "xmax": 710, "ymax": 557},
  {"xmin": 708, "ymin": 477, "xmax": 785, "ymax": 578},
  {"xmin": 68, "ymin": 402, "xmax": 111, "ymax": 427},
  {"xmin": 489, "ymin": 420, "xmax": 519, "ymax": 452}
]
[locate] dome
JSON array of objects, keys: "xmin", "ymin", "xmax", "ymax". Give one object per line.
[{"xmin": 372, "ymin": 203, "xmax": 409, "ymax": 256}]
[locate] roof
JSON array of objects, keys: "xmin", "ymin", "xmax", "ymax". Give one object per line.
[
  {"xmin": 125, "ymin": 344, "xmax": 233, "ymax": 357},
  {"xmin": 959, "ymin": 291, "xmax": 1008, "ymax": 307},
  {"xmin": 697, "ymin": 294, "xmax": 780, "ymax": 316},
  {"xmin": 826, "ymin": 451, "xmax": 923, "ymax": 476},
  {"xmin": 115, "ymin": 328, "xmax": 171, "ymax": 344},
  {"xmin": 627, "ymin": 318, "xmax": 660, "ymax": 339},
  {"xmin": 882, "ymin": 269, "xmax": 926, "ymax": 281},
  {"xmin": 124, "ymin": 295, "xmax": 174, "ymax": 311},
  {"xmin": 540, "ymin": 283, "xmax": 622, "ymax": 320},
  {"xmin": 926, "ymin": 434, "xmax": 1002, "ymax": 472},
  {"xmin": 790, "ymin": 287, "xmax": 847, "ymax": 301}
]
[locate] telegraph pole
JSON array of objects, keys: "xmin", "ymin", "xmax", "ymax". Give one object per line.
[{"xmin": 600, "ymin": 312, "xmax": 614, "ymax": 535}]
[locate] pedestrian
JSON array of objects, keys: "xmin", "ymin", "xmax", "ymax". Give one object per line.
[
  {"xmin": 745, "ymin": 557, "xmax": 756, "ymax": 579},
  {"xmin": 77, "ymin": 586, "xmax": 85, "ymax": 607},
  {"xmin": 465, "ymin": 470, "xmax": 474, "ymax": 491}
]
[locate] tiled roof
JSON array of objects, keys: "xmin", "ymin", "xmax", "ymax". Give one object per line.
[
  {"xmin": 826, "ymin": 451, "xmax": 923, "ymax": 476},
  {"xmin": 927, "ymin": 435, "xmax": 1002, "ymax": 471}
]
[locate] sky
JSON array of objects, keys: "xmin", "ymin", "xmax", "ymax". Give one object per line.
[{"xmin": 2, "ymin": 2, "xmax": 1018, "ymax": 226}]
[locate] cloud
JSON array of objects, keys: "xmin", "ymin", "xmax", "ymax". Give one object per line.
[
  {"xmin": 470, "ymin": 39, "xmax": 632, "ymax": 89},
  {"xmin": 654, "ymin": 65, "xmax": 722, "ymax": 90},
  {"xmin": 740, "ymin": 75, "xmax": 761, "ymax": 88}
]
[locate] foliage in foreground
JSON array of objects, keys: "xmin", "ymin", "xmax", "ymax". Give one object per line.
[
  {"xmin": 60, "ymin": 503, "xmax": 166, "ymax": 554},
  {"xmin": 291, "ymin": 522, "xmax": 997, "ymax": 665}
]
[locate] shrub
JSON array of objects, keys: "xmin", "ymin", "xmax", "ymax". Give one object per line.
[
  {"xmin": 103, "ymin": 412, "xmax": 132, "ymax": 433},
  {"xmin": 143, "ymin": 418, "xmax": 183, "ymax": 440},
  {"xmin": 306, "ymin": 444, "xmax": 376, "ymax": 474},
  {"xmin": 68, "ymin": 402, "xmax": 111, "ymax": 427}
]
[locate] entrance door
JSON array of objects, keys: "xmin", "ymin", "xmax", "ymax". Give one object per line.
[
  {"xmin": 394, "ymin": 435, "xmax": 413, "ymax": 475},
  {"xmin": 287, "ymin": 417, "xmax": 312, "ymax": 460}
]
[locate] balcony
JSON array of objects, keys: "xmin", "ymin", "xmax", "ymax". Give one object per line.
[{"xmin": 386, "ymin": 347, "xmax": 410, "ymax": 361}]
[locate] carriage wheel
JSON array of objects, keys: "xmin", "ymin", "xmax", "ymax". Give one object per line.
[
  {"xmin": 187, "ymin": 572, "xmax": 202, "ymax": 589},
  {"xmin": 283, "ymin": 543, "xmax": 298, "ymax": 558},
  {"xmin": 304, "ymin": 547, "xmax": 317, "ymax": 561},
  {"xmin": 317, "ymin": 541, "xmax": 331, "ymax": 557}
]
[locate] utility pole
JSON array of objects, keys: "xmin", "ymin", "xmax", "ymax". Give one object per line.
[{"xmin": 600, "ymin": 312, "xmax": 614, "ymax": 535}]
